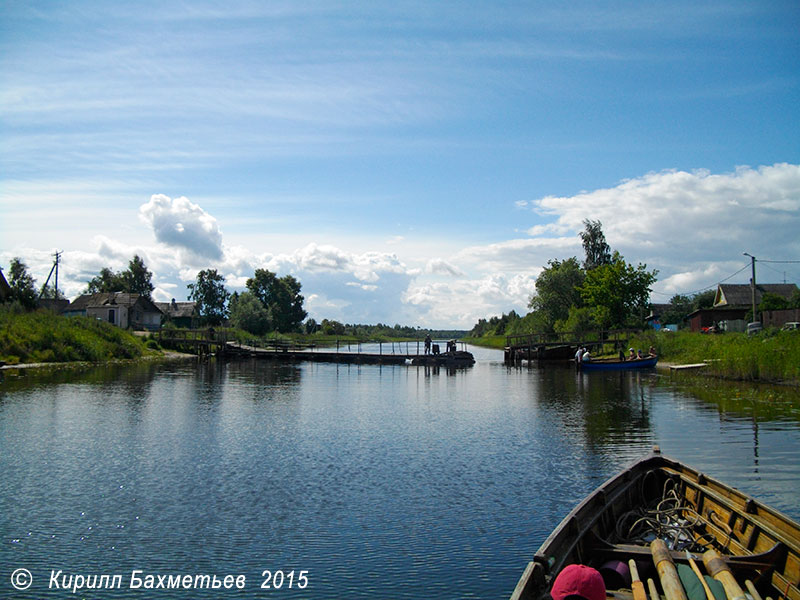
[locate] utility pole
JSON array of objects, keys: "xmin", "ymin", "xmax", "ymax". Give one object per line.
[
  {"xmin": 743, "ymin": 253, "xmax": 757, "ymax": 323},
  {"xmin": 38, "ymin": 250, "xmax": 63, "ymax": 300},
  {"xmin": 53, "ymin": 251, "xmax": 61, "ymax": 299}
]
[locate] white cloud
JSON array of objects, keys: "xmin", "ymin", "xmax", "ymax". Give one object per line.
[
  {"xmin": 139, "ymin": 194, "xmax": 224, "ymax": 262},
  {"xmin": 5, "ymin": 164, "xmax": 799, "ymax": 329},
  {"xmin": 425, "ymin": 258, "xmax": 464, "ymax": 277},
  {"xmin": 404, "ymin": 273, "xmax": 538, "ymax": 327},
  {"xmin": 519, "ymin": 163, "xmax": 800, "ymax": 297}
]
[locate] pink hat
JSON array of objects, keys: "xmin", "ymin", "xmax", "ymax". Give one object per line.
[{"xmin": 550, "ymin": 564, "xmax": 606, "ymax": 600}]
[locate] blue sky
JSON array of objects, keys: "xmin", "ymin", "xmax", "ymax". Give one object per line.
[{"xmin": 2, "ymin": 1, "xmax": 799, "ymax": 327}]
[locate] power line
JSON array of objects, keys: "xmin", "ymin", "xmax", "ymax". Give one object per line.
[
  {"xmin": 759, "ymin": 259, "xmax": 800, "ymax": 264},
  {"xmin": 650, "ymin": 262, "xmax": 751, "ymax": 298}
]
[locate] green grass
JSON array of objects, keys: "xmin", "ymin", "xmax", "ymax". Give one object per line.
[
  {"xmin": 631, "ymin": 329, "xmax": 800, "ymax": 384},
  {"xmin": 0, "ymin": 304, "xmax": 153, "ymax": 364},
  {"xmin": 462, "ymin": 335, "xmax": 507, "ymax": 349}
]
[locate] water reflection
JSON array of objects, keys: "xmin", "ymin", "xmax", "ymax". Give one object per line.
[{"xmin": 1, "ymin": 356, "xmax": 798, "ymax": 600}]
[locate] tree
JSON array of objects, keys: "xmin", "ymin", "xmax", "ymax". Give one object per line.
[
  {"xmin": 229, "ymin": 291, "xmax": 271, "ymax": 335},
  {"xmin": 791, "ymin": 289, "xmax": 800, "ymax": 309},
  {"xmin": 528, "ymin": 257, "xmax": 585, "ymax": 331},
  {"xmin": 246, "ymin": 269, "xmax": 307, "ymax": 333},
  {"xmin": 86, "ymin": 255, "xmax": 154, "ymax": 297},
  {"xmin": 122, "ymin": 255, "xmax": 154, "ymax": 297},
  {"xmin": 8, "ymin": 257, "xmax": 37, "ymax": 308},
  {"xmin": 692, "ymin": 289, "xmax": 716, "ymax": 311},
  {"xmin": 305, "ymin": 318, "xmax": 318, "ymax": 334},
  {"xmin": 554, "ymin": 306, "xmax": 597, "ymax": 335},
  {"xmin": 86, "ymin": 267, "xmax": 126, "ymax": 294},
  {"xmin": 321, "ymin": 319, "xmax": 345, "ymax": 335},
  {"xmin": 580, "ymin": 219, "xmax": 612, "ymax": 270},
  {"xmin": 759, "ymin": 292, "xmax": 788, "ymax": 312},
  {"xmin": 579, "ymin": 251, "xmax": 658, "ymax": 329},
  {"xmin": 660, "ymin": 294, "xmax": 693, "ymax": 327},
  {"xmin": 187, "ymin": 269, "xmax": 230, "ymax": 325}
]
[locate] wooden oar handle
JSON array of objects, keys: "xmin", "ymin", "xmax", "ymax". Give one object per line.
[
  {"xmin": 651, "ymin": 540, "xmax": 688, "ymax": 600},
  {"xmin": 702, "ymin": 550, "xmax": 747, "ymax": 600}
]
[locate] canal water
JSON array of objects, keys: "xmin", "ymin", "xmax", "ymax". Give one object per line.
[{"xmin": 2, "ymin": 347, "xmax": 799, "ymax": 599}]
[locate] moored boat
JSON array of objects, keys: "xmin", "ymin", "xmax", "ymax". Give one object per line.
[
  {"xmin": 580, "ymin": 356, "xmax": 658, "ymax": 371},
  {"xmin": 509, "ymin": 448, "xmax": 800, "ymax": 600}
]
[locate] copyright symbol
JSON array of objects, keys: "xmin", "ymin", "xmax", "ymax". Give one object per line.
[{"xmin": 11, "ymin": 568, "xmax": 33, "ymax": 590}]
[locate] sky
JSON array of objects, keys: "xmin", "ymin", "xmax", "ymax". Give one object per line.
[{"xmin": 1, "ymin": 1, "xmax": 799, "ymax": 328}]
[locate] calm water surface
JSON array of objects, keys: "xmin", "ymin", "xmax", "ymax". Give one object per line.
[{"xmin": 2, "ymin": 347, "xmax": 799, "ymax": 599}]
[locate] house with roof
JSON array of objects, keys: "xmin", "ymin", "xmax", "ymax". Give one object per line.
[
  {"xmin": 0, "ymin": 268, "xmax": 11, "ymax": 302},
  {"xmin": 155, "ymin": 299, "xmax": 199, "ymax": 328},
  {"xmin": 64, "ymin": 293, "xmax": 163, "ymax": 330},
  {"xmin": 713, "ymin": 283, "xmax": 798, "ymax": 308},
  {"xmin": 688, "ymin": 283, "xmax": 799, "ymax": 332}
]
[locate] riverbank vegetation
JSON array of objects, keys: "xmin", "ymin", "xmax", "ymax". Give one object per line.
[
  {"xmin": 632, "ymin": 329, "xmax": 800, "ymax": 384},
  {"xmin": 0, "ymin": 303, "xmax": 154, "ymax": 365}
]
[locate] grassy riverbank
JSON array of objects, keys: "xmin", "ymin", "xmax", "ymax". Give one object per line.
[
  {"xmin": 461, "ymin": 335, "xmax": 506, "ymax": 349},
  {"xmin": 0, "ymin": 305, "xmax": 155, "ymax": 365},
  {"xmin": 632, "ymin": 330, "xmax": 800, "ymax": 384},
  {"xmin": 464, "ymin": 328, "xmax": 800, "ymax": 385}
]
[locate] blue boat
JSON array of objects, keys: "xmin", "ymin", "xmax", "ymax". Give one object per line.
[{"xmin": 579, "ymin": 356, "xmax": 657, "ymax": 371}]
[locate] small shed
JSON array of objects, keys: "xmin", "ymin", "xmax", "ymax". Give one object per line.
[
  {"xmin": 156, "ymin": 299, "xmax": 199, "ymax": 328},
  {"xmin": 687, "ymin": 306, "xmax": 748, "ymax": 332}
]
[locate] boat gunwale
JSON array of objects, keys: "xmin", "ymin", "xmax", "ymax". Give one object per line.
[
  {"xmin": 579, "ymin": 357, "xmax": 658, "ymax": 370},
  {"xmin": 509, "ymin": 450, "xmax": 800, "ymax": 600}
]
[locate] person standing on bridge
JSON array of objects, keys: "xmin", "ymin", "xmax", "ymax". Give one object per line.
[{"xmin": 424, "ymin": 334, "xmax": 432, "ymax": 355}]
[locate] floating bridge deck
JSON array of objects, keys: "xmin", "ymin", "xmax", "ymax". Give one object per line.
[{"xmin": 157, "ymin": 330, "xmax": 473, "ymax": 367}]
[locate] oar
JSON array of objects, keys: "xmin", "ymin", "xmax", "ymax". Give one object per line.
[
  {"xmin": 702, "ymin": 549, "xmax": 747, "ymax": 600},
  {"xmin": 745, "ymin": 580, "xmax": 763, "ymax": 600},
  {"xmin": 685, "ymin": 551, "xmax": 715, "ymax": 600},
  {"xmin": 651, "ymin": 539, "xmax": 688, "ymax": 600},
  {"xmin": 647, "ymin": 578, "xmax": 661, "ymax": 600},
  {"xmin": 629, "ymin": 560, "xmax": 648, "ymax": 600}
]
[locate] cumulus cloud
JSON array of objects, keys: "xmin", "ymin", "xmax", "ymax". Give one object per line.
[
  {"xmin": 139, "ymin": 194, "xmax": 224, "ymax": 261},
  {"xmin": 531, "ymin": 163, "xmax": 800, "ymax": 256},
  {"xmin": 11, "ymin": 164, "xmax": 798, "ymax": 328},
  {"xmin": 516, "ymin": 163, "xmax": 800, "ymax": 296},
  {"xmin": 404, "ymin": 272, "xmax": 538, "ymax": 327},
  {"xmin": 425, "ymin": 258, "xmax": 464, "ymax": 277}
]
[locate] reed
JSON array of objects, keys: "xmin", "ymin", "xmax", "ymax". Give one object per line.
[{"xmin": 631, "ymin": 330, "xmax": 800, "ymax": 384}]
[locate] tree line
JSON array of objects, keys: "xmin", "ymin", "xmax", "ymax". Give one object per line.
[
  {"xmin": 2, "ymin": 256, "xmax": 458, "ymax": 338},
  {"xmin": 3, "ymin": 256, "xmax": 469, "ymax": 340},
  {"xmin": 469, "ymin": 220, "xmax": 659, "ymax": 337},
  {"xmin": 469, "ymin": 220, "xmax": 800, "ymax": 339}
]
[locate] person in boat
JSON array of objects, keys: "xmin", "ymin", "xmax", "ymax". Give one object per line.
[
  {"xmin": 628, "ymin": 347, "xmax": 636, "ymax": 361},
  {"xmin": 581, "ymin": 349, "xmax": 591, "ymax": 362},
  {"xmin": 575, "ymin": 347, "xmax": 584, "ymax": 364},
  {"xmin": 550, "ymin": 564, "xmax": 606, "ymax": 600},
  {"xmin": 637, "ymin": 349, "xmax": 644, "ymax": 359},
  {"xmin": 424, "ymin": 334, "xmax": 432, "ymax": 355},
  {"xmin": 648, "ymin": 345, "xmax": 657, "ymax": 357}
]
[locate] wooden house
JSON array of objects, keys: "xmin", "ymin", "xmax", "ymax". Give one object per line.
[
  {"xmin": 0, "ymin": 268, "xmax": 10, "ymax": 302},
  {"xmin": 713, "ymin": 283, "xmax": 798, "ymax": 308},
  {"xmin": 155, "ymin": 299, "xmax": 199, "ymax": 328},
  {"xmin": 64, "ymin": 293, "xmax": 163, "ymax": 330},
  {"xmin": 688, "ymin": 283, "xmax": 799, "ymax": 332}
]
